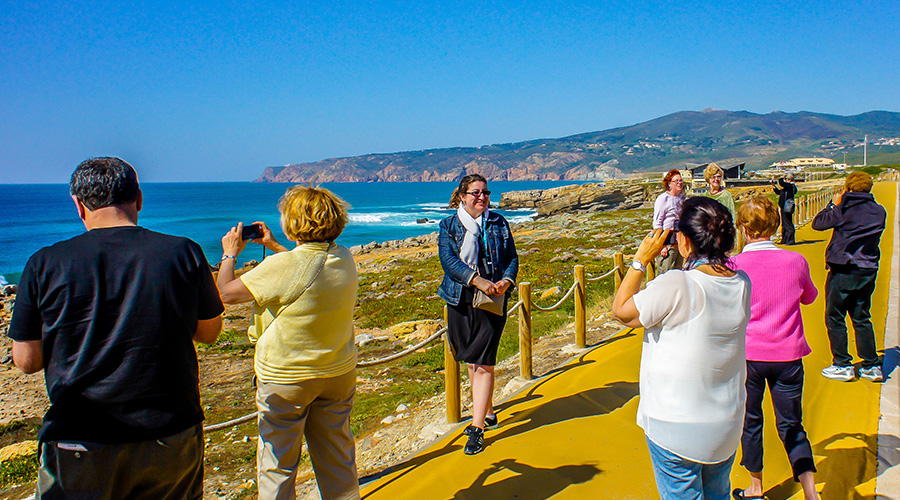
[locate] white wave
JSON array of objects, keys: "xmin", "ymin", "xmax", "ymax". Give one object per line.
[
  {"xmin": 349, "ymin": 213, "xmax": 391, "ymax": 223},
  {"xmin": 507, "ymin": 213, "xmax": 537, "ymax": 224},
  {"xmin": 413, "ymin": 202, "xmax": 450, "ymax": 210},
  {"xmin": 399, "ymin": 220, "xmax": 440, "ymax": 227}
]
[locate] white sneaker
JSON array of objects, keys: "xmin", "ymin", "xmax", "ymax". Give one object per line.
[
  {"xmin": 859, "ymin": 366, "xmax": 884, "ymax": 382},
  {"xmin": 822, "ymin": 365, "xmax": 856, "ymax": 381}
]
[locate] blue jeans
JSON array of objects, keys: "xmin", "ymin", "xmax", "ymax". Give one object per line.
[{"xmin": 646, "ymin": 436, "xmax": 735, "ymax": 500}]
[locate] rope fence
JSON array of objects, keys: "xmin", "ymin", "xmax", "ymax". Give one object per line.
[
  {"xmin": 357, "ymin": 329, "xmax": 446, "ymax": 367},
  {"xmin": 531, "ymin": 282, "xmax": 578, "ymax": 311}
]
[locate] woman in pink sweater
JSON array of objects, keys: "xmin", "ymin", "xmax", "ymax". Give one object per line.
[{"xmin": 730, "ymin": 197, "xmax": 820, "ymax": 500}]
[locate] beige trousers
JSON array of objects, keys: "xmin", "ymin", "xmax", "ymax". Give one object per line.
[
  {"xmin": 655, "ymin": 247, "xmax": 685, "ymax": 274},
  {"xmin": 256, "ymin": 370, "xmax": 360, "ymax": 500}
]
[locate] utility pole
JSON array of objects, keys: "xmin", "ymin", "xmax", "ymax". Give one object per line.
[{"xmin": 864, "ymin": 134, "xmax": 868, "ymax": 166}]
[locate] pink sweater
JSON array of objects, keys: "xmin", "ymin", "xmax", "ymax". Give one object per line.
[{"xmin": 730, "ymin": 241, "xmax": 818, "ymax": 361}]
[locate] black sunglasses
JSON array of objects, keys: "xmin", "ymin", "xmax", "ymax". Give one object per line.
[{"xmin": 465, "ymin": 190, "xmax": 491, "ymax": 197}]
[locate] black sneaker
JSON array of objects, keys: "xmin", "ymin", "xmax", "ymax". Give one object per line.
[
  {"xmin": 464, "ymin": 427, "xmax": 484, "ymax": 455},
  {"xmin": 463, "ymin": 416, "xmax": 498, "ymax": 435}
]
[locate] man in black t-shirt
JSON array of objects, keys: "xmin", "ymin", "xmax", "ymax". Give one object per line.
[{"xmin": 8, "ymin": 157, "xmax": 223, "ymax": 499}]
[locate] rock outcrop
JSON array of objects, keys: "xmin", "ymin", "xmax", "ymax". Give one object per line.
[{"xmin": 499, "ymin": 183, "xmax": 650, "ymax": 218}]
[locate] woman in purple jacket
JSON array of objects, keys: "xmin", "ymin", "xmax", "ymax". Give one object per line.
[
  {"xmin": 652, "ymin": 169, "xmax": 685, "ymax": 273},
  {"xmin": 730, "ymin": 196, "xmax": 820, "ymax": 500}
]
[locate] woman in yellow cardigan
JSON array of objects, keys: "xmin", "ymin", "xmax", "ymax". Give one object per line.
[{"xmin": 218, "ymin": 186, "xmax": 360, "ymax": 500}]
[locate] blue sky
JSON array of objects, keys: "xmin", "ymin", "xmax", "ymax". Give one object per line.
[{"xmin": 1, "ymin": 0, "xmax": 898, "ymax": 183}]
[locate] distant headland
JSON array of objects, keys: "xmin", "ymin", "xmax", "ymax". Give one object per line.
[{"xmin": 255, "ymin": 109, "xmax": 900, "ymax": 183}]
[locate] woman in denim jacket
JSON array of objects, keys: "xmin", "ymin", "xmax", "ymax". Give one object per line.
[{"xmin": 438, "ymin": 174, "xmax": 518, "ymax": 456}]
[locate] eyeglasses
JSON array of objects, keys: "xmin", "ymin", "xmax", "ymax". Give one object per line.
[
  {"xmin": 465, "ymin": 190, "xmax": 491, "ymax": 197},
  {"xmin": 710, "ymin": 175, "xmax": 723, "ymax": 180}
]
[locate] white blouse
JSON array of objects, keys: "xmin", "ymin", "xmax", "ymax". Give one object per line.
[{"xmin": 633, "ymin": 268, "xmax": 751, "ymax": 463}]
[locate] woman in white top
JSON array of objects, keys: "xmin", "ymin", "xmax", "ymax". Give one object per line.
[
  {"xmin": 653, "ymin": 168, "xmax": 686, "ymax": 273},
  {"xmin": 613, "ymin": 197, "xmax": 751, "ymax": 500}
]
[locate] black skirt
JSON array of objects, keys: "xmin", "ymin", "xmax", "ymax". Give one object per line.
[{"xmin": 447, "ymin": 286, "xmax": 507, "ymax": 366}]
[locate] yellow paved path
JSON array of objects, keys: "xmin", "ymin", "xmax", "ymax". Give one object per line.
[{"xmin": 361, "ymin": 183, "xmax": 897, "ymax": 500}]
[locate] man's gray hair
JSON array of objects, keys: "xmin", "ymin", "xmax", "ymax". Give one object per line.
[{"xmin": 70, "ymin": 157, "xmax": 140, "ymax": 211}]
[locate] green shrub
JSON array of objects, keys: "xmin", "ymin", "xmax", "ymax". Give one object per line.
[{"xmin": 0, "ymin": 454, "xmax": 39, "ymax": 487}]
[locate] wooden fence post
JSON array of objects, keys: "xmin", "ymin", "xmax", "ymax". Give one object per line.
[
  {"xmin": 574, "ymin": 265, "xmax": 586, "ymax": 349},
  {"xmin": 443, "ymin": 305, "xmax": 460, "ymax": 423},
  {"xmin": 518, "ymin": 282, "xmax": 533, "ymax": 380},
  {"xmin": 614, "ymin": 252, "xmax": 625, "ymax": 292}
]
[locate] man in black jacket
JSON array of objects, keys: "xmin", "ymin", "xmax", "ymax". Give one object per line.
[{"xmin": 812, "ymin": 171, "xmax": 886, "ymax": 382}]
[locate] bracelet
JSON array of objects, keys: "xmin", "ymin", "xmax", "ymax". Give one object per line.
[{"xmin": 221, "ymin": 254, "xmax": 237, "ymax": 262}]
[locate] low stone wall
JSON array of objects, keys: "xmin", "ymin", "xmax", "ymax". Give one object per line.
[{"xmin": 350, "ymin": 232, "xmax": 439, "ymax": 255}]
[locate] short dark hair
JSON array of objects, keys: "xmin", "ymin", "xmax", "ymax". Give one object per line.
[
  {"xmin": 70, "ymin": 157, "xmax": 140, "ymax": 211},
  {"xmin": 677, "ymin": 197, "xmax": 735, "ymax": 272}
]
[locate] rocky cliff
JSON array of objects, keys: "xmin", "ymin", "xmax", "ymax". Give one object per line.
[{"xmin": 256, "ymin": 154, "xmax": 625, "ymax": 183}]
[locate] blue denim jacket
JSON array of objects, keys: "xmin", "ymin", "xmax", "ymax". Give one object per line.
[{"xmin": 438, "ymin": 211, "xmax": 519, "ymax": 306}]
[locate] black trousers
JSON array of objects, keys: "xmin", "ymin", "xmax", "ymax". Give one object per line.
[
  {"xmin": 37, "ymin": 424, "xmax": 203, "ymax": 500},
  {"xmin": 780, "ymin": 208, "xmax": 795, "ymax": 244},
  {"xmin": 740, "ymin": 360, "xmax": 815, "ymax": 481},
  {"xmin": 825, "ymin": 269, "xmax": 880, "ymax": 367}
]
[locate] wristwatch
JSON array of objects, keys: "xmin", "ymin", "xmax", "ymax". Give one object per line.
[{"xmin": 630, "ymin": 260, "xmax": 646, "ymax": 273}]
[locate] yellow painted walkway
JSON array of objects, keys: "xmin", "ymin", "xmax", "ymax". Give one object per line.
[{"xmin": 361, "ymin": 183, "xmax": 898, "ymax": 500}]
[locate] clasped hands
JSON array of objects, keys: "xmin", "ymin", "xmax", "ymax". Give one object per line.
[{"xmin": 473, "ymin": 275, "xmax": 512, "ymax": 296}]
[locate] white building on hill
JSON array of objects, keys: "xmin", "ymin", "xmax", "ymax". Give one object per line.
[{"xmin": 770, "ymin": 158, "xmax": 835, "ymax": 169}]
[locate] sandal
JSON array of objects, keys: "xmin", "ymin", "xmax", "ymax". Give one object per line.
[{"xmin": 732, "ymin": 489, "xmax": 767, "ymax": 500}]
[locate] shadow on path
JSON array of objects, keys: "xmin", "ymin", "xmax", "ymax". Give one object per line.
[
  {"xmin": 496, "ymin": 330, "xmax": 636, "ymax": 413},
  {"xmin": 782, "ymin": 239, "xmax": 827, "ymax": 247},
  {"xmin": 882, "ymin": 345, "xmax": 899, "ymax": 381},
  {"xmin": 764, "ymin": 432, "xmax": 898, "ymax": 500},
  {"xmin": 360, "ymin": 380, "xmax": 636, "ymax": 497},
  {"xmin": 490, "ymin": 381, "xmax": 639, "ymax": 446},
  {"xmin": 451, "ymin": 458, "xmax": 602, "ymax": 500}
]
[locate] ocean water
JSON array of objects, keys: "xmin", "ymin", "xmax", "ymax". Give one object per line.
[{"xmin": 0, "ymin": 181, "xmax": 586, "ymax": 284}]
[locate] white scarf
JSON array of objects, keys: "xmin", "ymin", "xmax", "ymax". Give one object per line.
[{"xmin": 457, "ymin": 203, "xmax": 487, "ymax": 270}]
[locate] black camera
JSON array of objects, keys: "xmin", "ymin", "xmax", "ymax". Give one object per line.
[
  {"xmin": 241, "ymin": 224, "xmax": 263, "ymax": 240},
  {"xmin": 664, "ymin": 229, "xmax": 679, "ymax": 246}
]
